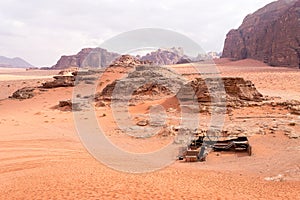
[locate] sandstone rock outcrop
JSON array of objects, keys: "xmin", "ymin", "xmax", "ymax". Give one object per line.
[
  {"xmin": 98, "ymin": 64, "xmax": 263, "ymax": 109},
  {"xmin": 175, "ymin": 77, "xmax": 263, "ymax": 114},
  {"xmin": 273, "ymin": 100, "xmax": 300, "ymax": 115},
  {"xmin": 222, "ymin": 0, "xmax": 300, "ymax": 68},
  {"xmin": 56, "ymin": 100, "xmax": 81, "ymax": 111},
  {"xmin": 11, "ymin": 87, "xmax": 35, "ymax": 99},
  {"xmin": 133, "ymin": 83, "xmax": 172, "ymax": 96},
  {"xmin": 190, "ymin": 77, "xmax": 263, "ymax": 103},
  {"xmin": 98, "ymin": 65, "xmax": 186, "ymax": 101},
  {"xmin": 52, "ymin": 48, "xmax": 120, "ymax": 69},
  {"xmin": 58, "ymin": 67, "xmax": 78, "ymax": 76},
  {"xmin": 109, "ymin": 55, "xmax": 151, "ymax": 67},
  {"xmin": 42, "ymin": 75, "xmax": 75, "ymax": 88}
]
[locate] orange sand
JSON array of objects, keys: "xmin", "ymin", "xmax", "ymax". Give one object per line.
[{"xmin": 0, "ymin": 60, "xmax": 299, "ymax": 199}]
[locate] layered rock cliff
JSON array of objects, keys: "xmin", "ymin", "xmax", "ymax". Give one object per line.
[{"xmin": 222, "ymin": 0, "xmax": 300, "ymax": 68}]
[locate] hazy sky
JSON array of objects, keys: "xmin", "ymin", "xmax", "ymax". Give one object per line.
[{"xmin": 0, "ymin": 0, "xmax": 275, "ymax": 67}]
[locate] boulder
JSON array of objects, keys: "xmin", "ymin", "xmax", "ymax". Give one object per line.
[
  {"xmin": 95, "ymin": 101, "xmax": 106, "ymax": 107},
  {"xmin": 136, "ymin": 120, "xmax": 148, "ymax": 126},
  {"xmin": 290, "ymin": 105, "xmax": 300, "ymax": 115},
  {"xmin": 57, "ymin": 100, "xmax": 81, "ymax": 111}
]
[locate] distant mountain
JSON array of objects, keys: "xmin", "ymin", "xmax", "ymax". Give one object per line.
[
  {"xmin": 52, "ymin": 46, "xmax": 214, "ymax": 69},
  {"xmin": 139, "ymin": 47, "xmax": 185, "ymax": 65},
  {"xmin": 139, "ymin": 47, "xmax": 218, "ymax": 65},
  {"xmin": 52, "ymin": 47, "xmax": 185, "ymax": 69},
  {"xmin": 51, "ymin": 48, "xmax": 120, "ymax": 69},
  {"xmin": 0, "ymin": 56, "xmax": 34, "ymax": 68}
]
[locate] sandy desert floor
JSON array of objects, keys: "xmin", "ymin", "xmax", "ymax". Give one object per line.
[
  {"xmin": 0, "ymin": 68, "xmax": 59, "ymax": 100},
  {"xmin": 0, "ymin": 61, "xmax": 299, "ymax": 199}
]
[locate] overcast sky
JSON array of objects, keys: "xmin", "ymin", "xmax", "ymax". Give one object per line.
[{"xmin": 0, "ymin": 0, "xmax": 275, "ymax": 67}]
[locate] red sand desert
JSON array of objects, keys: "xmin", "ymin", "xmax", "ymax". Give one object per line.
[{"xmin": 0, "ymin": 60, "xmax": 300, "ymax": 199}]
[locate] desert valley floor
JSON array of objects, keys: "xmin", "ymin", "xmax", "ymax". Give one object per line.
[{"xmin": 0, "ymin": 59, "xmax": 299, "ymax": 199}]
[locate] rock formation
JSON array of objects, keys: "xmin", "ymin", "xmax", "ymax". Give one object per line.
[
  {"xmin": 52, "ymin": 47, "xmax": 209, "ymax": 69},
  {"xmin": 98, "ymin": 65, "xmax": 186, "ymax": 101},
  {"xmin": 176, "ymin": 57, "xmax": 192, "ymax": 64},
  {"xmin": 222, "ymin": 0, "xmax": 300, "ymax": 68},
  {"xmin": 189, "ymin": 77, "xmax": 263, "ymax": 106},
  {"xmin": 11, "ymin": 87, "xmax": 35, "ymax": 99},
  {"xmin": 58, "ymin": 67, "xmax": 78, "ymax": 76},
  {"xmin": 42, "ymin": 75, "xmax": 75, "ymax": 88},
  {"xmin": 109, "ymin": 55, "xmax": 151, "ymax": 67},
  {"xmin": 140, "ymin": 47, "xmax": 185, "ymax": 65},
  {"xmin": 98, "ymin": 64, "xmax": 263, "ymax": 109},
  {"xmin": 56, "ymin": 100, "xmax": 81, "ymax": 111},
  {"xmin": 133, "ymin": 83, "xmax": 172, "ymax": 96},
  {"xmin": 52, "ymin": 48, "xmax": 120, "ymax": 69}
]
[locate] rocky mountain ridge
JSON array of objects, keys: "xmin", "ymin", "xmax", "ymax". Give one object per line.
[{"xmin": 51, "ymin": 47, "xmax": 211, "ymax": 69}]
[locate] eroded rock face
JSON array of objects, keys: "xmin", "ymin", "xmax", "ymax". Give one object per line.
[
  {"xmin": 52, "ymin": 48, "xmax": 120, "ymax": 69},
  {"xmin": 222, "ymin": 0, "xmax": 300, "ymax": 68},
  {"xmin": 11, "ymin": 87, "xmax": 35, "ymax": 99}
]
